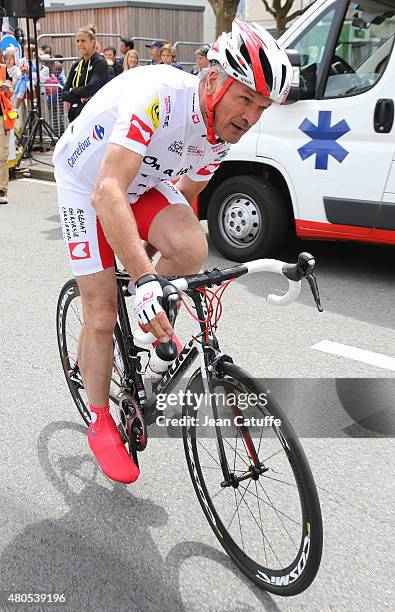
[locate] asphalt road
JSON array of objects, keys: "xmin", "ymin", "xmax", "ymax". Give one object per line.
[{"xmin": 0, "ymin": 178, "xmax": 394, "ymax": 612}]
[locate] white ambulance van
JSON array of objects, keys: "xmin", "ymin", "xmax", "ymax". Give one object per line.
[{"xmin": 198, "ymin": 0, "xmax": 395, "ymax": 261}]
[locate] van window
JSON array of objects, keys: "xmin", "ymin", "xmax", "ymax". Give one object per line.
[
  {"xmin": 292, "ymin": 4, "xmax": 338, "ymax": 98},
  {"xmin": 323, "ymin": 0, "xmax": 395, "ymax": 97}
]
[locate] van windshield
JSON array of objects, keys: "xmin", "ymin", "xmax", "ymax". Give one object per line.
[{"xmin": 324, "ymin": 0, "xmax": 395, "ymax": 97}]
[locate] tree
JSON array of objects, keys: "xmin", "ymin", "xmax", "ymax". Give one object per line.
[
  {"xmin": 208, "ymin": 0, "xmax": 240, "ymax": 38},
  {"xmin": 261, "ymin": 0, "xmax": 315, "ymax": 37}
]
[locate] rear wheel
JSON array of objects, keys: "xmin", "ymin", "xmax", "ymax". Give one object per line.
[
  {"xmin": 182, "ymin": 363, "xmax": 323, "ymax": 596},
  {"xmin": 56, "ymin": 279, "xmax": 127, "ymax": 426},
  {"xmin": 207, "ymin": 175, "xmax": 290, "ymax": 262}
]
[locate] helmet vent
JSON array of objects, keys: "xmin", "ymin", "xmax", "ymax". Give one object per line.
[
  {"xmin": 259, "ymin": 48, "xmax": 273, "ymax": 91},
  {"xmin": 225, "ymin": 49, "xmax": 247, "ymax": 75},
  {"xmin": 280, "ymin": 64, "xmax": 287, "ymax": 92},
  {"xmin": 239, "ymin": 42, "xmax": 252, "ymax": 68}
]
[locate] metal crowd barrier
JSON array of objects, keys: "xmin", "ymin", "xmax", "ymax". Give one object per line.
[{"xmin": 43, "ymin": 82, "xmax": 69, "ymax": 138}]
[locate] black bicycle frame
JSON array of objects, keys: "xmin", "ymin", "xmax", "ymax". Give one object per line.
[{"xmin": 114, "ymin": 267, "xmax": 243, "ymax": 483}]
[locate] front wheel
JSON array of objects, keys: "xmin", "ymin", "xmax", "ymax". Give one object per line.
[
  {"xmin": 182, "ymin": 363, "xmax": 323, "ymax": 596},
  {"xmin": 207, "ymin": 175, "xmax": 290, "ymax": 262}
]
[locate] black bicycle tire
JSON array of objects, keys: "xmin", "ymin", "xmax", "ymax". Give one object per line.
[
  {"xmin": 182, "ymin": 363, "xmax": 323, "ymax": 596},
  {"xmin": 56, "ymin": 278, "xmax": 128, "ymax": 426}
]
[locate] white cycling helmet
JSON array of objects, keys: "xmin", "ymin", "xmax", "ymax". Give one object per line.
[{"xmin": 204, "ymin": 19, "xmax": 292, "ymax": 143}]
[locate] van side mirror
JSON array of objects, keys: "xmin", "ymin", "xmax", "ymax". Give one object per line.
[{"xmin": 285, "ymin": 49, "xmax": 301, "ymax": 102}]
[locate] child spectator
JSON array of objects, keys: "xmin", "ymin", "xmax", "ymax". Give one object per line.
[{"xmin": 160, "ymin": 44, "xmax": 183, "ymax": 70}]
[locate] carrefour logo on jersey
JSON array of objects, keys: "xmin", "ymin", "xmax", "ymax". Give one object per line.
[
  {"xmin": 67, "ymin": 137, "xmax": 91, "ymax": 168},
  {"xmin": 92, "ymin": 124, "xmax": 105, "ymax": 141}
]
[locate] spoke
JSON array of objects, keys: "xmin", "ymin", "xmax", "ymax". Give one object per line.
[
  {"xmin": 257, "ymin": 480, "xmax": 299, "ymax": 548},
  {"xmin": 263, "ymin": 448, "xmax": 284, "ymax": 463},
  {"xmin": 70, "ymin": 302, "xmax": 83, "ymax": 325},
  {"xmin": 226, "ymin": 478, "xmax": 252, "ymax": 533},
  {"xmin": 235, "ymin": 488, "xmax": 245, "ymax": 553},
  {"xmin": 196, "ymin": 439, "xmax": 223, "ymax": 470},
  {"xmin": 262, "ymin": 474, "xmax": 299, "ymax": 488},
  {"xmin": 222, "ymin": 436, "xmax": 250, "ymax": 469},
  {"xmin": 240, "ymin": 483, "xmax": 301, "ymax": 527},
  {"xmin": 211, "ymin": 487, "xmax": 228, "ymax": 500},
  {"xmin": 65, "ymin": 323, "xmax": 79, "ymax": 343},
  {"xmin": 255, "ymin": 480, "xmax": 268, "ymax": 567},
  {"xmin": 235, "ymin": 485, "xmax": 284, "ymax": 568}
]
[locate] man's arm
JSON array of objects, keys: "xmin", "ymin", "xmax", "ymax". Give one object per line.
[
  {"xmin": 175, "ymin": 175, "xmax": 209, "ymax": 206},
  {"xmin": 91, "ymin": 143, "xmax": 155, "ymax": 283}
]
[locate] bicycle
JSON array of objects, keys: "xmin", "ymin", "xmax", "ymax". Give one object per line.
[{"xmin": 56, "ymin": 251, "xmax": 323, "ymax": 596}]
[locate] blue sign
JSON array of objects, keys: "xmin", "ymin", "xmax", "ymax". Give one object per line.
[
  {"xmin": 1, "ymin": 34, "xmax": 22, "ymax": 61},
  {"xmin": 298, "ymin": 111, "xmax": 350, "ymax": 170}
]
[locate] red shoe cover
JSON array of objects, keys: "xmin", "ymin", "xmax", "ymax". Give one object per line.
[{"xmin": 88, "ymin": 404, "xmax": 139, "ymax": 484}]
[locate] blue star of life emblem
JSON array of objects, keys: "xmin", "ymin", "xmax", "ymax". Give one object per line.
[{"xmin": 297, "ymin": 111, "xmax": 350, "ymax": 170}]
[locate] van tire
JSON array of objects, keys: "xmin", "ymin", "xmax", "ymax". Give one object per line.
[{"xmin": 207, "ymin": 175, "xmax": 289, "ymax": 262}]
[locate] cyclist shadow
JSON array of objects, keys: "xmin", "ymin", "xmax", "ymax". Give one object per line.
[
  {"xmin": 0, "ymin": 421, "xmax": 283, "ymax": 611},
  {"xmin": 0, "ymin": 421, "xmax": 179, "ymax": 611}
]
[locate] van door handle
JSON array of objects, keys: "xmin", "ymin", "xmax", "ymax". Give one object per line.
[{"xmin": 374, "ymin": 99, "xmax": 394, "ymax": 133}]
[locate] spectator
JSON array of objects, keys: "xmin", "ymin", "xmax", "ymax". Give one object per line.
[
  {"xmin": 145, "ymin": 39, "xmax": 167, "ymax": 65},
  {"xmin": 53, "ymin": 59, "xmax": 66, "ymax": 86},
  {"xmin": 190, "ymin": 45, "xmax": 210, "ymax": 75},
  {"xmin": 119, "ymin": 37, "xmax": 134, "ymax": 56},
  {"xmin": 4, "ymin": 47, "xmax": 21, "ymax": 88},
  {"xmin": 62, "ymin": 24, "xmax": 108, "ymax": 122},
  {"xmin": 123, "ymin": 49, "xmax": 139, "ymax": 71},
  {"xmin": 46, "ymin": 60, "xmax": 66, "ymax": 135},
  {"xmin": 14, "ymin": 43, "xmax": 38, "ymax": 126},
  {"xmin": 42, "ymin": 44, "xmax": 53, "ymax": 57},
  {"xmin": 160, "ymin": 44, "xmax": 183, "ymax": 70},
  {"xmin": 95, "ymin": 40, "xmax": 104, "ymax": 55},
  {"xmin": 0, "ymin": 57, "xmax": 15, "ymax": 204},
  {"xmin": 104, "ymin": 46, "xmax": 123, "ymax": 79}
]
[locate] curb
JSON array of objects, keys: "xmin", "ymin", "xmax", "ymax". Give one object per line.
[{"xmin": 28, "ymin": 166, "xmax": 56, "ymax": 182}]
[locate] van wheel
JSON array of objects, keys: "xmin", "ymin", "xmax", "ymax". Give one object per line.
[{"xmin": 207, "ymin": 175, "xmax": 290, "ymax": 262}]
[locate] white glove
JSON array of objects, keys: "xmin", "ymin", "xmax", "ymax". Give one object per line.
[{"xmin": 133, "ymin": 278, "xmax": 164, "ymax": 326}]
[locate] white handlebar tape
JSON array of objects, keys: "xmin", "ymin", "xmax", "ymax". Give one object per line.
[{"xmin": 266, "ymin": 280, "xmax": 301, "ymax": 306}]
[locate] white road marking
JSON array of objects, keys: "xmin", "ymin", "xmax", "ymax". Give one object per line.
[
  {"xmin": 19, "ymin": 178, "xmax": 56, "ymax": 186},
  {"xmin": 312, "ymin": 340, "xmax": 395, "ymax": 372}
]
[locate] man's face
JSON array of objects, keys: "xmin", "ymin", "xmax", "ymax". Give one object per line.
[
  {"xmin": 210, "ymin": 77, "xmax": 272, "ymax": 144},
  {"xmin": 119, "ymin": 41, "xmax": 127, "ymax": 55},
  {"xmin": 149, "ymin": 45, "xmax": 162, "ymax": 62}
]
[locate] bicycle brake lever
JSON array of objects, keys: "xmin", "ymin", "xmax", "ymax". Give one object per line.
[{"xmin": 306, "ymin": 271, "xmax": 323, "ymax": 312}]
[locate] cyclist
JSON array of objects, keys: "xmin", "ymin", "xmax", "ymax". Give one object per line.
[{"xmin": 53, "ymin": 19, "xmax": 292, "ymax": 484}]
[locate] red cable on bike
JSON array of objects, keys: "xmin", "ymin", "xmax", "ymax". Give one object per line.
[{"xmin": 181, "ymin": 278, "xmax": 236, "ymax": 343}]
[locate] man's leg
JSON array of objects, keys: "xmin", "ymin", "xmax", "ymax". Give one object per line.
[
  {"xmin": 76, "ymin": 268, "xmax": 139, "ymax": 484},
  {"xmin": 76, "ymin": 267, "xmax": 118, "ymax": 406},
  {"xmin": 148, "ymin": 204, "xmax": 208, "ymax": 276}
]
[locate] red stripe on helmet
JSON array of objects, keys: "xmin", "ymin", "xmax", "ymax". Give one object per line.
[{"xmin": 234, "ymin": 18, "xmax": 270, "ymax": 97}]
